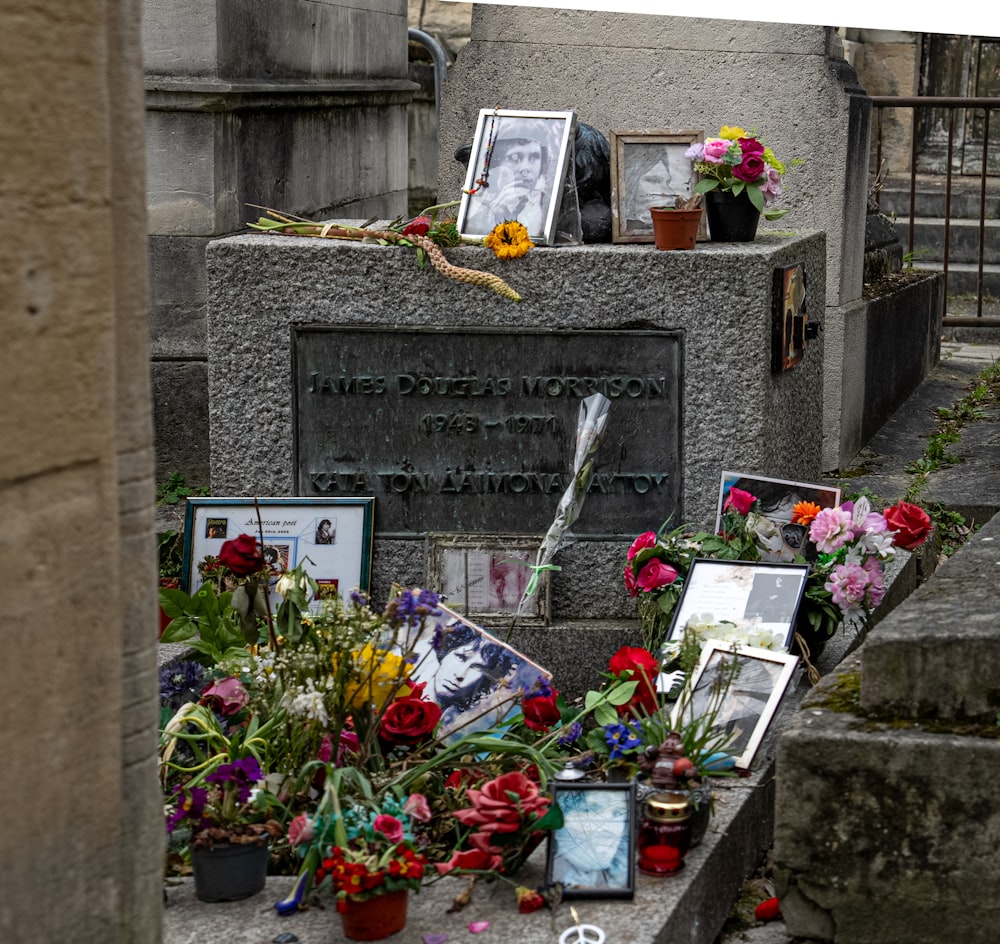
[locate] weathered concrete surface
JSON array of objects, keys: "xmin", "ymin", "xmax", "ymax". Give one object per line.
[
  {"xmin": 861, "ymin": 511, "xmax": 1000, "ymax": 723},
  {"xmin": 775, "ymin": 659, "xmax": 1000, "ymax": 944}
]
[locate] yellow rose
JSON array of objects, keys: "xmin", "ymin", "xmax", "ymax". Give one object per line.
[
  {"xmin": 720, "ymin": 125, "xmax": 748, "ymax": 141},
  {"xmin": 341, "ymin": 643, "xmax": 409, "ymax": 710}
]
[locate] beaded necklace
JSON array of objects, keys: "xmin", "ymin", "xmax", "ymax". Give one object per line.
[{"xmin": 463, "ymin": 107, "xmax": 503, "ymax": 196}]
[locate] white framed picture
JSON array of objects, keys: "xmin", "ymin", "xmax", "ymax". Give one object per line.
[
  {"xmin": 670, "ymin": 640, "xmax": 799, "ymax": 770},
  {"xmin": 457, "ymin": 108, "xmax": 576, "ymax": 245}
]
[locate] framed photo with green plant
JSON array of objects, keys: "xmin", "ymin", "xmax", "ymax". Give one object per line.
[
  {"xmin": 609, "ymin": 130, "xmax": 706, "ymax": 243},
  {"xmin": 545, "ymin": 781, "xmax": 636, "ymax": 899},
  {"xmin": 181, "ymin": 497, "xmax": 374, "ymax": 598},
  {"xmin": 457, "ymin": 108, "xmax": 576, "ymax": 245},
  {"xmin": 666, "ymin": 558, "xmax": 810, "ymax": 651},
  {"xmin": 669, "ymin": 641, "xmax": 799, "ymax": 770}
]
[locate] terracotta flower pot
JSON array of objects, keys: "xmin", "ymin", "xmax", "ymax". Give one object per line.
[
  {"xmin": 649, "ymin": 207, "xmax": 702, "ymax": 250},
  {"xmin": 338, "ymin": 889, "xmax": 409, "ymax": 941}
]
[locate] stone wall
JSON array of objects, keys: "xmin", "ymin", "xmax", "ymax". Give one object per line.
[
  {"xmin": 0, "ymin": 1, "xmax": 161, "ymax": 941},
  {"xmin": 146, "ymin": 0, "xmax": 417, "ymax": 487}
]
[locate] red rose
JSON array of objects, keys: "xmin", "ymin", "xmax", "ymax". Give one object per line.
[
  {"xmin": 627, "ymin": 531, "xmax": 657, "ymax": 560},
  {"xmin": 723, "ymin": 486, "xmax": 756, "ymax": 516},
  {"xmin": 738, "ymin": 136, "xmax": 765, "ymax": 156},
  {"xmin": 734, "ymin": 155, "xmax": 765, "ymax": 183},
  {"xmin": 608, "ymin": 646, "xmax": 660, "ymax": 717},
  {"xmin": 218, "ymin": 534, "xmax": 265, "ymax": 576},
  {"xmin": 402, "ymin": 215, "xmax": 432, "ymax": 237},
  {"xmin": 516, "ymin": 886, "xmax": 546, "ymax": 913},
  {"xmin": 453, "ymin": 771, "xmax": 550, "ymax": 836},
  {"xmin": 884, "ymin": 501, "xmax": 932, "ymax": 551},
  {"xmin": 635, "ymin": 558, "xmax": 678, "ymax": 592},
  {"xmin": 521, "ymin": 689, "xmax": 560, "ymax": 732},
  {"xmin": 623, "ymin": 562, "xmax": 639, "ymax": 597},
  {"xmin": 379, "ymin": 696, "xmax": 441, "ymax": 746}
]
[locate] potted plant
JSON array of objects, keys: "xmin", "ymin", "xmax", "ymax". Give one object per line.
[
  {"xmin": 685, "ymin": 125, "xmax": 798, "ymax": 241},
  {"xmin": 161, "ymin": 702, "xmax": 285, "ymax": 901},
  {"xmin": 649, "ymin": 193, "xmax": 704, "ymax": 250},
  {"xmin": 157, "ymin": 529, "xmax": 184, "ymax": 637}
]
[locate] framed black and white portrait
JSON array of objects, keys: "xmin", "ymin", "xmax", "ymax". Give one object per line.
[
  {"xmin": 610, "ymin": 130, "xmax": 705, "ymax": 243},
  {"xmin": 545, "ymin": 782, "xmax": 636, "ymax": 899},
  {"xmin": 670, "ymin": 641, "xmax": 799, "ymax": 770},
  {"xmin": 457, "ymin": 108, "xmax": 576, "ymax": 245},
  {"xmin": 398, "ymin": 603, "xmax": 552, "ymax": 745}
]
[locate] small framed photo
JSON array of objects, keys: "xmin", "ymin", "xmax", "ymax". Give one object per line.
[
  {"xmin": 181, "ymin": 497, "xmax": 374, "ymax": 597},
  {"xmin": 667, "ymin": 558, "xmax": 810, "ymax": 650},
  {"xmin": 717, "ymin": 471, "xmax": 842, "ymax": 562},
  {"xmin": 773, "ymin": 263, "xmax": 810, "ymax": 372},
  {"xmin": 670, "ymin": 641, "xmax": 799, "ymax": 770},
  {"xmin": 457, "ymin": 108, "xmax": 576, "ymax": 245},
  {"xmin": 398, "ymin": 603, "xmax": 552, "ymax": 745},
  {"xmin": 609, "ymin": 130, "xmax": 705, "ymax": 243},
  {"xmin": 427, "ymin": 533, "xmax": 547, "ymax": 625},
  {"xmin": 546, "ymin": 782, "xmax": 636, "ymax": 899}
]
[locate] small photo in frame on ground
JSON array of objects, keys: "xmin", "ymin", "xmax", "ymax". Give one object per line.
[
  {"xmin": 457, "ymin": 108, "xmax": 576, "ymax": 245},
  {"xmin": 670, "ymin": 641, "xmax": 799, "ymax": 770},
  {"xmin": 717, "ymin": 471, "xmax": 842, "ymax": 563},
  {"xmin": 545, "ymin": 782, "xmax": 636, "ymax": 899},
  {"xmin": 773, "ymin": 262, "xmax": 809, "ymax": 371},
  {"xmin": 181, "ymin": 497, "xmax": 374, "ymax": 599},
  {"xmin": 398, "ymin": 602, "xmax": 552, "ymax": 746},
  {"xmin": 609, "ymin": 130, "xmax": 705, "ymax": 243},
  {"xmin": 667, "ymin": 558, "xmax": 810, "ymax": 650}
]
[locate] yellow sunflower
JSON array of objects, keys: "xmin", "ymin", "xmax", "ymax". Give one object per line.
[{"xmin": 485, "ymin": 220, "xmax": 535, "ymax": 260}]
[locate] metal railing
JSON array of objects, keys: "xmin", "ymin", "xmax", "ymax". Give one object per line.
[{"xmin": 870, "ymin": 96, "xmax": 999, "ymax": 325}]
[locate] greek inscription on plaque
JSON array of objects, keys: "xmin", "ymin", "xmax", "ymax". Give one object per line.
[{"xmin": 293, "ymin": 327, "xmax": 682, "ymax": 535}]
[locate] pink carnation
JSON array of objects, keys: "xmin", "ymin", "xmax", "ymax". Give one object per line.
[
  {"xmin": 809, "ymin": 506, "xmax": 855, "ymax": 554},
  {"xmin": 862, "ymin": 557, "xmax": 886, "ymax": 609},
  {"xmin": 825, "ymin": 563, "xmax": 870, "ymax": 611}
]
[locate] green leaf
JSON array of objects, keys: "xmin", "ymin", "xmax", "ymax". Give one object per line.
[
  {"xmin": 584, "ymin": 690, "xmax": 603, "ymax": 711},
  {"xmin": 763, "ymin": 208, "xmax": 789, "ymax": 221},
  {"xmin": 534, "ymin": 800, "xmax": 565, "ymax": 831},
  {"xmin": 747, "ymin": 185, "xmax": 765, "ymax": 212},
  {"xmin": 605, "ymin": 679, "xmax": 639, "ymax": 706},
  {"xmin": 731, "ymin": 182, "xmax": 745, "ymax": 197},
  {"xmin": 159, "ymin": 616, "xmax": 197, "ymax": 643},
  {"xmin": 593, "ymin": 702, "xmax": 619, "ymax": 727},
  {"xmin": 693, "ymin": 179, "xmax": 719, "ymax": 194}
]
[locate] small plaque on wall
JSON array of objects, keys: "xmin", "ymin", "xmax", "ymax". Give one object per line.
[{"xmin": 773, "ymin": 262, "xmax": 809, "ymax": 372}]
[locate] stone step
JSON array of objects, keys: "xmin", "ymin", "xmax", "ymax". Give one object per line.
[
  {"xmin": 911, "ymin": 260, "xmax": 1000, "ymax": 298},
  {"xmin": 878, "ymin": 183, "xmax": 1000, "ymax": 220},
  {"xmin": 893, "ymin": 217, "xmax": 1000, "ymax": 267}
]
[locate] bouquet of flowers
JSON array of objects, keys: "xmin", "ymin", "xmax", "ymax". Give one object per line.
[{"xmin": 686, "ymin": 125, "xmax": 798, "ymax": 217}]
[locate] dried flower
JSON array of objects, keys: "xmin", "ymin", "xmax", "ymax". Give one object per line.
[{"xmin": 485, "ymin": 220, "xmax": 535, "ymax": 260}]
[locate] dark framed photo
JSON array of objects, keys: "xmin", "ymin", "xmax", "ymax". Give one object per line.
[
  {"xmin": 545, "ymin": 782, "xmax": 636, "ymax": 899},
  {"xmin": 397, "ymin": 603, "xmax": 552, "ymax": 745},
  {"xmin": 772, "ymin": 263, "xmax": 809, "ymax": 371},
  {"xmin": 667, "ymin": 558, "xmax": 810, "ymax": 650},
  {"xmin": 181, "ymin": 497, "xmax": 374, "ymax": 597},
  {"xmin": 609, "ymin": 130, "xmax": 705, "ymax": 243},
  {"xmin": 457, "ymin": 108, "xmax": 576, "ymax": 245},
  {"xmin": 716, "ymin": 470, "xmax": 842, "ymax": 562},
  {"xmin": 670, "ymin": 641, "xmax": 799, "ymax": 770}
]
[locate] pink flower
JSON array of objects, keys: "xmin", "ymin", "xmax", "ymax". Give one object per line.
[
  {"xmin": 702, "ymin": 138, "xmax": 731, "ymax": 163},
  {"xmin": 809, "ymin": 506, "xmax": 855, "ymax": 554},
  {"xmin": 627, "ymin": 531, "xmax": 657, "ymax": 560},
  {"xmin": 337, "ymin": 730, "xmax": 360, "ymax": 766},
  {"xmin": 723, "ymin": 486, "xmax": 757, "ymax": 516},
  {"xmin": 434, "ymin": 847, "xmax": 502, "ymax": 876},
  {"xmin": 862, "ymin": 557, "xmax": 886, "ymax": 609},
  {"xmin": 825, "ymin": 563, "xmax": 870, "ymax": 610},
  {"xmin": 199, "ymin": 677, "xmax": 249, "ymax": 717},
  {"xmin": 403, "ymin": 793, "xmax": 433, "ymax": 823},
  {"xmin": 288, "ymin": 813, "xmax": 315, "ymax": 846},
  {"xmin": 373, "ymin": 814, "xmax": 404, "ymax": 843},
  {"xmin": 635, "ymin": 559, "xmax": 678, "ymax": 592},
  {"xmin": 452, "ymin": 772, "xmax": 550, "ymax": 836},
  {"xmin": 317, "ymin": 734, "xmax": 333, "ymax": 763},
  {"xmin": 761, "ymin": 167, "xmax": 782, "ymax": 204}
]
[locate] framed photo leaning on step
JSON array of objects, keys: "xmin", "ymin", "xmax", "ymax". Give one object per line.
[
  {"xmin": 181, "ymin": 497, "xmax": 374, "ymax": 601},
  {"xmin": 457, "ymin": 108, "xmax": 576, "ymax": 245}
]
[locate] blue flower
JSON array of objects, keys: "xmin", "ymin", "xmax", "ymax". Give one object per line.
[
  {"xmin": 557, "ymin": 722, "xmax": 583, "ymax": 747},
  {"xmin": 604, "ymin": 722, "xmax": 642, "ymax": 760}
]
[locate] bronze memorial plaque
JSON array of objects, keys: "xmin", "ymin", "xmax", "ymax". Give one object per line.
[{"xmin": 293, "ymin": 327, "xmax": 681, "ymax": 535}]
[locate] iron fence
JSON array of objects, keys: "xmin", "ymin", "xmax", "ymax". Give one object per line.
[{"xmin": 870, "ymin": 96, "xmax": 1000, "ymax": 325}]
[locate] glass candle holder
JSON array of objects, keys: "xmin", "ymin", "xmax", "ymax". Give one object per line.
[{"xmin": 637, "ymin": 791, "xmax": 692, "ymax": 875}]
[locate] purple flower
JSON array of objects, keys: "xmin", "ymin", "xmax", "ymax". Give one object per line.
[
  {"xmin": 862, "ymin": 557, "xmax": 886, "ymax": 608},
  {"xmin": 760, "ymin": 166, "xmax": 782, "ymax": 204},
  {"xmin": 350, "ymin": 589, "xmax": 368, "ymax": 607},
  {"xmin": 521, "ymin": 675, "xmax": 555, "ymax": 700},
  {"xmin": 557, "ymin": 722, "xmax": 583, "ymax": 747},
  {"xmin": 207, "ymin": 756, "xmax": 262, "ymax": 803},
  {"xmin": 684, "ymin": 142, "xmax": 705, "ymax": 161},
  {"xmin": 159, "ymin": 660, "xmax": 206, "ymax": 705},
  {"xmin": 167, "ymin": 785, "xmax": 207, "ymax": 832},
  {"xmin": 604, "ymin": 722, "xmax": 642, "ymax": 760},
  {"xmin": 809, "ymin": 506, "xmax": 855, "ymax": 554}
]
